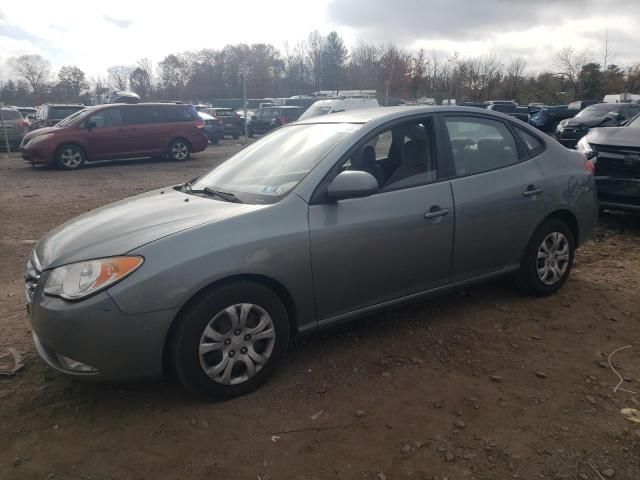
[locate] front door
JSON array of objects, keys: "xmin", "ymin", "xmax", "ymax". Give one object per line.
[
  {"xmin": 308, "ymin": 116, "xmax": 454, "ymax": 321},
  {"xmin": 442, "ymin": 114, "xmax": 548, "ymax": 281},
  {"xmin": 84, "ymin": 107, "xmax": 130, "ymax": 160}
]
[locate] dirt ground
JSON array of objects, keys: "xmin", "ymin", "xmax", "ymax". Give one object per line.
[{"xmin": 1, "ymin": 142, "xmax": 639, "ymax": 480}]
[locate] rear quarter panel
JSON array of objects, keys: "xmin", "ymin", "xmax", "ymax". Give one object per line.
[{"xmin": 533, "ymin": 141, "xmax": 598, "ymax": 246}]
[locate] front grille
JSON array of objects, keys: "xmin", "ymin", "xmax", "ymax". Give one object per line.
[
  {"xmin": 25, "ymin": 251, "xmax": 42, "ymax": 307},
  {"xmin": 595, "ymin": 145, "xmax": 640, "ymax": 179}
]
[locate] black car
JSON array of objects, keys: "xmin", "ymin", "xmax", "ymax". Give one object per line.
[
  {"xmin": 485, "ymin": 103, "xmax": 530, "ymax": 123},
  {"xmin": 556, "ymin": 103, "xmax": 640, "ymax": 148},
  {"xmin": 529, "ymin": 105, "xmax": 576, "ymax": 133},
  {"xmin": 204, "ymin": 108, "xmax": 242, "ymax": 138},
  {"xmin": 31, "ymin": 104, "xmax": 86, "ymax": 130},
  {"xmin": 247, "ymin": 106, "xmax": 303, "ymax": 137},
  {"xmin": 577, "ymin": 113, "xmax": 640, "ymax": 212}
]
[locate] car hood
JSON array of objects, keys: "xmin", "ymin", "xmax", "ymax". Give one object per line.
[
  {"xmin": 35, "ymin": 188, "xmax": 261, "ymax": 270},
  {"xmin": 586, "ymin": 127, "xmax": 640, "ymax": 148},
  {"xmin": 563, "ymin": 117, "xmax": 608, "ymax": 128},
  {"xmin": 23, "ymin": 126, "xmax": 57, "ymax": 140}
]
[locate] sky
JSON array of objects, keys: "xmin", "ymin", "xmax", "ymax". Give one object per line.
[{"xmin": 0, "ymin": 0, "xmax": 637, "ymax": 81}]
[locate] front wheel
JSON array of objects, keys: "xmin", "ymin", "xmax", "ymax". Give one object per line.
[
  {"xmin": 168, "ymin": 139, "xmax": 191, "ymax": 161},
  {"xmin": 516, "ymin": 218, "xmax": 575, "ymax": 296},
  {"xmin": 55, "ymin": 144, "xmax": 86, "ymax": 170},
  {"xmin": 171, "ymin": 282, "xmax": 290, "ymax": 399}
]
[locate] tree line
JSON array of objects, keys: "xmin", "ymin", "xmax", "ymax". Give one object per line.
[{"xmin": 2, "ymin": 31, "xmax": 640, "ymax": 107}]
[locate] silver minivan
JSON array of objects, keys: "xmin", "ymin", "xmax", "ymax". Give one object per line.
[{"xmin": 26, "ymin": 107, "xmax": 598, "ymax": 399}]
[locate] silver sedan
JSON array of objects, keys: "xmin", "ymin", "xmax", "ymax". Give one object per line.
[{"xmin": 26, "ymin": 107, "xmax": 598, "ymax": 399}]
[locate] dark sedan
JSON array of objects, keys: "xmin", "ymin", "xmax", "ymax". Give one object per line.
[{"xmin": 577, "ymin": 114, "xmax": 640, "ymax": 212}]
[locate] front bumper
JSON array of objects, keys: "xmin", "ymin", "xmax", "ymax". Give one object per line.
[
  {"xmin": 596, "ymin": 177, "xmax": 640, "ymax": 212},
  {"xmin": 28, "ymin": 283, "xmax": 178, "ymax": 381}
]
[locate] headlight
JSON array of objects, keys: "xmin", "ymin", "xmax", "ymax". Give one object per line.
[
  {"xmin": 26, "ymin": 133, "xmax": 54, "ymax": 147},
  {"xmin": 44, "ymin": 256, "xmax": 143, "ymax": 300},
  {"xmin": 576, "ymin": 136, "xmax": 596, "ymax": 159}
]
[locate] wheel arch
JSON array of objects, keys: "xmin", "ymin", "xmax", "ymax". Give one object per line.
[
  {"xmin": 161, "ymin": 273, "xmax": 298, "ymax": 375},
  {"xmin": 545, "ymin": 209, "xmax": 580, "ymax": 245},
  {"xmin": 168, "ymin": 136, "xmax": 192, "ymax": 150}
]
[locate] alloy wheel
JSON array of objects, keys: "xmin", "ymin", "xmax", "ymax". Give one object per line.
[
  {"xmin": 172, "ymin": 142, "xmax": 189, "ymax": 160},
  {"xmin": 536, "ymin": 232, "xmax": 570, "ymax": 286},
  {"xmin": 60, "ymin": 148, "xmax": 83, "ymax": 168},
  {"xmin": 198, "ymin": 303, "xmax": 276, "ymax": 385}
]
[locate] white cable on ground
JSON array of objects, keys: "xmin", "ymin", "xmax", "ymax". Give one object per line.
[{"xmin": 607, "ymin": 345, "xmax": 638, "ymax": 395}]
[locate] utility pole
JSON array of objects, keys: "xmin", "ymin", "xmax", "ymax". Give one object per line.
[
  {"xmin": 0, "ymin": 104, "xmax": 10, "ymax": 155},
  {"xmin": 240, "ymin": 65, "xmax": 249, "ymax": 145}
]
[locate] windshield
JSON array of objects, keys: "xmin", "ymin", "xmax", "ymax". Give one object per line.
[
  {"xmin": 576, "ymin": 104, "xmax": 623, "ymax": 119},
  {"xmin": 56, "ymin": 109, "xmax": 89, "ymax": 127},
  {"xmin": 627, "ymin": 115, "xmax": 640, "ymax": 128},
  {"xmin": 299, "ymin": 105, "xmax": 333, "ymax": 120},
  {"xmin": 192, "ymin": 123, "xmax": 361, "ymax": 204}
]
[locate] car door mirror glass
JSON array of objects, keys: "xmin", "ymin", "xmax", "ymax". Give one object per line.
[{"xmin": 326, "ymin": 170, "xmax": 378, "ymax": 201}]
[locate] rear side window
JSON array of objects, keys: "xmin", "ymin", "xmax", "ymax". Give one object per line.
[
  {"xmin": 50, "ymin": 107, "xmax": 84, "ymax": 119},
  {"xmin": 515, "ymin": 128, "xmax": 545, "ymax": 156},
  {"xmin": 215, "ymin": 110, "xmax": 233, "ymax": 117},
  {"xmin": 162, "ymin": 105, "xmax": 198, "ymax": 122},
  {"xmin": 263, "ymin": 109, "xmax": 279, "ymax": 119},
  {"xmin": 445, "ymin": 116, "xmax": 519, "ymax": 176},
  {"xmin": 1, "ymin": 109, "xmax": 22, "ymax": 120},
  {"xmin": 123, "ymin": 106, "xmax": 162, "ymax": 125}
]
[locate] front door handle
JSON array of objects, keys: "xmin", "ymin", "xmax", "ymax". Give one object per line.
[
  {"xmin": 424, "ymin": 207, "xmax": 450, "ymax": 219},
  {"xmin": 523, "ymin": 185, "xmax": 543, "ymax": 197}
]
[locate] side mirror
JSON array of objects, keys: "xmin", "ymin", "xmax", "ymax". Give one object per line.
[
  {"xmin": 326, "ymin": 170, "xmax": 378, "ymax": 202},
  {"xmin": 87, "ymin": 121, "xmax": 97, "ymax": 130}
]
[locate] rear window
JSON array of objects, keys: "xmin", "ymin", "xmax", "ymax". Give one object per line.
[
  {"xmin": 1, "ymin": 109, "xmax": 22, "ymax": 120},
  {"xmin": 162, "ymin": 105, "xmax": 198, "ymax": 122},
  {"xmin": 50, "ymin": 106, "xmax": 84, "ymax": 119},
  {"xmin": 282, "ymin": 108, "xmax": 301, "ymax": 120}
]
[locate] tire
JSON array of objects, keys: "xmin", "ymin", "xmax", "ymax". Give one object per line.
[
  {"xmin": 55, "ymin": 144, "xmax": 86, "ymax": 170},
  {"xmin": 515, "ymin": 218, "xmax": 575, "ymax": 296},
  {"xmin": 167, "ymin": 139, "xmax": 191, "ymax": 161},
  {"xmin": 248, "ymin": 127, "xmax": 254, "ymax": 138},
  {"xmin": 171, "ymin": 281, "xmax": 290, "ymax": 400}
]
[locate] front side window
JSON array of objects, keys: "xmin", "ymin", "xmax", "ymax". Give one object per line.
[
  {"xmin": 192, "ymin": 123, "xmax": 361, "ymax": 204},
  {"xmin": 339, "ymin": 117, "xmax": 438, "ymax": 191},
  {"xmin": 88, "ymin": 108, "xmax": 123, "ymax": 128},
  {"xmin": 445, "ymin": 116, "xmax": 519, "ymax": 176}
]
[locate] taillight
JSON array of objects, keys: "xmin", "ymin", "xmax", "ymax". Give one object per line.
[
  {"xmin": 279, "ymin": 116, "xmax": 287, "ymax": 126},
  {"xmin": 19, "ymin": 120, "xmax": 29, "ymax": 128},
  {"xmin": 194, "ymin": 118, "xmax": 204, "ymax": 129},
  {"xmin": 583, "ymin": 159, "xmax": 595, "ymax": 175}
]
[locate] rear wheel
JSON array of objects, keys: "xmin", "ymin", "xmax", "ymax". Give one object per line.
[
  {"xmin": 516, "ymin": 218, "xmax": 575, "ymax": 296},
  {"xmin": 168, "ymin": 139, "xmax": 191, "ymax": 161},
  {"xmin": 171, "ymin": 281, "xmax": 290, "ymax": 399},
  {"xmin": 55, "ymin": 144, "xmax": 85, "ymax": 170}
]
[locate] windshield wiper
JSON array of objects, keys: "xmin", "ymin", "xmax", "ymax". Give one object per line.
[
  {"xmin": 182, "ymin": 184, "xmax": 243, "ymax": 203},
  {"xmin": 203, "ymin": 187, "xmax": 243, "ymax": 203}
]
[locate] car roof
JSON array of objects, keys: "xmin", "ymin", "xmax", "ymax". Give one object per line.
[
  {"xmin": 263, "ymin": 105, "xmax": 301, "ymax": 110},
  {"xmin": 295, "ymin": 105, "xmax": 521, "ymax": 125}
]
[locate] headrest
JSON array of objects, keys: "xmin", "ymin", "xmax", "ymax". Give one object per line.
[{"xmin": 403, "ymin": 140, "xmax": 428, "ymax": 166}]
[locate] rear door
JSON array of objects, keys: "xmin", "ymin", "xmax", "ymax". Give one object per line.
[
  {"xmin": 442, "ymin": 114, "xmax": 548, "ymax": 281},
  {"xmin": 309, "ymin": 115, "xmax": 455, "ymax": 321},
  {"xmin": 121, "ymin": 106, "xmax": 163, "ymax": 155}
]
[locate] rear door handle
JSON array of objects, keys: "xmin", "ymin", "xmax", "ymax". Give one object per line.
[
  {"xmin": 424, "ymin": 207, "xmax": 450, "ymax": 219},
  {"xmin": 523, "ymin": 185, "xmax": 543, "ymax": 197}
]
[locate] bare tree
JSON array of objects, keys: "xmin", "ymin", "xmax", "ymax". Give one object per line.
[
  {"xmin": 107, "ymin": 65, "xmax": 134, "ymax": 90},
  {"xmin": 554, "ymin": 47, "xmax": 591, "ymax": 99},
  {"xmin": 8, "ymin": 54, "xmax": 51, "ymax": 94},
  {"xmin": 506, "ymin": 57, "xmax": 527, "ymax": 101}
]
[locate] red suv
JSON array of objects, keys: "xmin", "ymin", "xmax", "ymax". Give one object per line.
[{"xmin": 21, "ymin": 103, "xmax": 209, "ymax": 170}]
